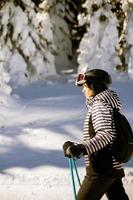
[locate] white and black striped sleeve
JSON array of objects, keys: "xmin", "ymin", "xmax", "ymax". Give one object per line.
[{"xmin": 83, "ymin": 100, "xmax": 116, "ymax": 155}]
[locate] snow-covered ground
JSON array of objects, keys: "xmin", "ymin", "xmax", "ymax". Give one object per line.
[{"xmin": 0, "ymin": 75, "xmax": 133, "ymax": 200}]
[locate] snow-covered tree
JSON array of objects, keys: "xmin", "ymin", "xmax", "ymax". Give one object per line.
[
  {"xmin": 77, "ymin": 0, "xmax": 133, "ymax": 78},
  {"xmin": 0, "ymin": 0, "xmax": 56, "ymax": 85},
  {"xmin": 0, "ymin": 0, "xmax": 79, "ymax": 84},
  {"xmin": 0, "ymin": 49, "xmax": 12, "ymax": 105},
  {"xmin": 39, "ymin": 0, "xmax": 73, "ymax": 73},
  {"xmin": 64, "ymin": 0, "xmax": 86, "ymax": 69},
  {"xmin": 126, "ymin": 3, "xmax": 133, "ymax": 79}
]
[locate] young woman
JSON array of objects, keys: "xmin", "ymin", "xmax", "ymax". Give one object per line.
[{"xmin": 63, "ymin": 69, "xmax": 129, "ymax": 200}]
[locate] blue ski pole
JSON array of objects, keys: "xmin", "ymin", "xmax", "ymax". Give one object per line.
[
  {"xmin": 72, "ymin": 158, "xmax": 81, "ymax": 187},
  {"xmin": 69, "ymin": 158, "xmax": 77, "ymax": 200},
  {"xmin": 68, "ymin": 158, "xmax": 81, "ymax": 200}
]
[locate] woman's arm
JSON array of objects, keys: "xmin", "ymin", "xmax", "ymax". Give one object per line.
[{"xmin": 83, "ymin": 100, "xmax": 115, "ymax": 155}]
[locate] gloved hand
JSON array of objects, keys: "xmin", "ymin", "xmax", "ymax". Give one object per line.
[
  {"xmin": 63, "ymin": 141, "xmax": 86, "ymax": 158},
  {"xmin": 63, "ymin": 141, "xmax": 74, "ymax": 157}
]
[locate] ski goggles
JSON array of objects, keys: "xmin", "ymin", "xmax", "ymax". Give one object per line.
[{"xmin": 75, "ymin": 73, "xmax": 86, "ymax": 86}]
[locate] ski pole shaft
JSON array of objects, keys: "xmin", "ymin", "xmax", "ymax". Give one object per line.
[
  {"xmin": 72, "ymin": 158, "xmax": 81, "ymax": 187},
  {"xmin": 68, "ymin": 158, "xmax": 77, "ymax": 200}
]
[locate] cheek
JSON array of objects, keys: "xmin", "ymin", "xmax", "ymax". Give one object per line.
[
  {"xmin": 86, "ymin": 89, "xmax": 90, "ymax": 97},
  {"xmin": 86, "ymin": 88, "xmax": 93, "ymax": 97},
  {"xmin": 83, "ymin": 88, "xmax": 89, "ymax": 97},
  {"xmin": 82, "ymin": 86, "xmax": 93, "ymax": 97}
]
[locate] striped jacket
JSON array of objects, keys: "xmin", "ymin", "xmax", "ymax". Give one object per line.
[{"xmin": 82, "ymin": 89, "xmax": 123, "ymax": 171}]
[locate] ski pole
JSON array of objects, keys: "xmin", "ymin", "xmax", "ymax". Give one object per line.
[
  {"xmin": 68, "ymin": 158, "xmax": 81, "ymax": 200},
  {"xmin": 72, "ymin": 158, "xmax": 81, "ymax": 187},
  {"xmin": 69, "ymin": 158, "xmax": 77, "ymax": 200}
]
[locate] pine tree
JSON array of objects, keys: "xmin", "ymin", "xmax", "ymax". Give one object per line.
[
  {"xmin": 0, "ymin": 0, "xmax": 56, "ymax": 85},
  {"xmin": 0, "ymin": 48, "xmax": 12, "ymax": 104},
  {"xmin": 64, "ymin": 0, "xmax": 86, "ymax": 70},
  {"xmin": 0, "ymin": 0, "xmax": 79, "ymax": 83},
  {"xmin": 125, "ymin": 1, "xmax": 133, "ymax": 78},
  {"xmin": 40, "ymin": 0, "xmax": 73, "ymax": 73},
  {"xmin": 77, "ymin": 0, "xmax": 133, "ymax": 78}
]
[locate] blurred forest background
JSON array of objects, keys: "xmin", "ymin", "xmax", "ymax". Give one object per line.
[{"xmin": 0, "ymin": 0, "xmax": 133, "ymax": 98}]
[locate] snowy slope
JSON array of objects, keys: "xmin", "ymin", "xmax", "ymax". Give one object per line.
[{"xmin": 0, "ymin": 76, "xmax": 133, "ymax": 200}]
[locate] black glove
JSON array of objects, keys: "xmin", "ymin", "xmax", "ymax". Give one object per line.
[
  {"xmin": 63, "ymin": 141, "xmax": 74, "ymax": 157},
  {"xmin": 63, "ymin": 141, "xmax": 86, "ymax": 158}
]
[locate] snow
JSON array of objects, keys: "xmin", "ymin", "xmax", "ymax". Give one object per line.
[
  {"xmin": 0, "ymin": 50, "xmax": 12, "ymax": 102},
  {"xmin": 0, "ymin": 1, "xmax": 57, "ymax": 87},
  {"xmin": 78, "ymin": 3, "xmax": 121, "ymax": 74},
  {"xmin": 0, "ymin": 76, "xmax": 133, "ymax": 199},
  {"xmin": 78, "ymin": 0, "xmax": 133, "ymax": 77}
]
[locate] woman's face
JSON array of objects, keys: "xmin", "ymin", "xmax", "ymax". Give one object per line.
[{"xmin": 82, "ymin": 84, "xmax": 95, "ymax": 98}]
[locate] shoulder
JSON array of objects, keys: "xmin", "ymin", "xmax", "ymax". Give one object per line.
[{"xmin": 92, "ymin": 98, "xmax": 112, "ymax": 111}]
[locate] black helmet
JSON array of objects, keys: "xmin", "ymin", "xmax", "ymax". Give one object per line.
[{"xmin": 76, "ymin": 69, "xmax": 112, "ymax": 87}]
